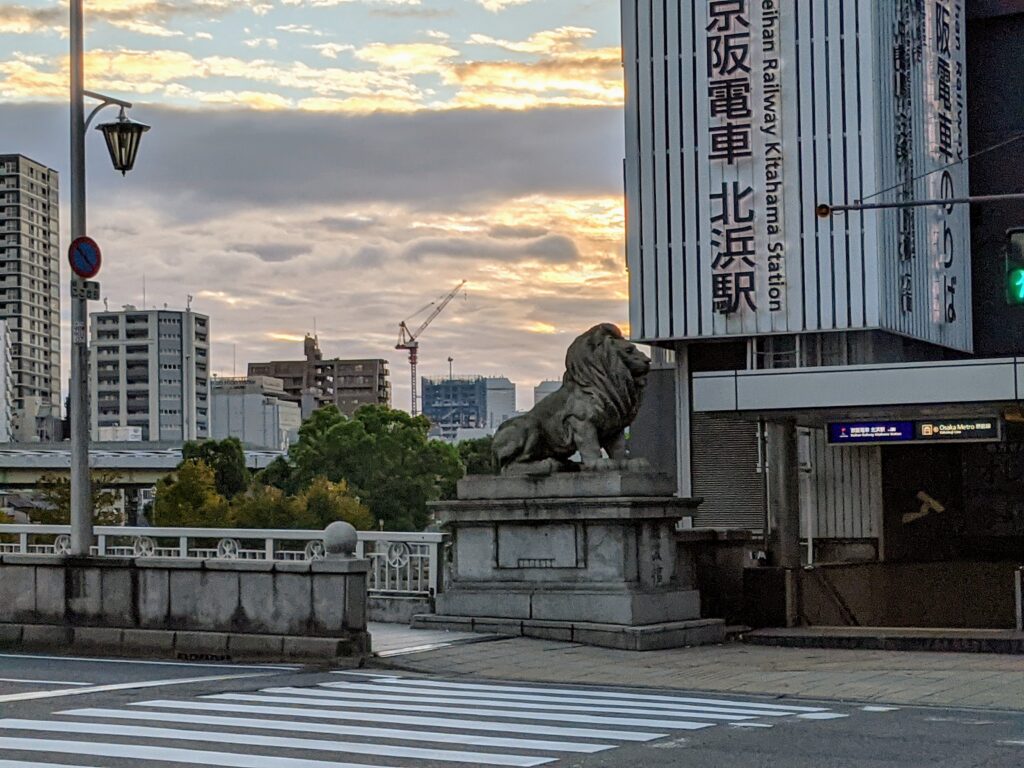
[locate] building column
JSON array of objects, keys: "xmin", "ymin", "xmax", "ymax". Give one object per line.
[
  {"xmin": 673, "ymin": 347, "xmax": 692, "ymax": 498},
  {"xmin": 767, "ymin": 418, "xmax": 801, "ymax": 626}
]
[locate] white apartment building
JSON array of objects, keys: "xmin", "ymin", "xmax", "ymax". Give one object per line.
[
  {"xmin": 211, "ymin": 375, "xmax": 301, "ymax": 451},
  {"xmin": 0, "ymin": 155, "xmax": 60, "ymax": 424},
  {"xmin": 90, "ymin": 306, "xmax": 210, "ymax": 441}
]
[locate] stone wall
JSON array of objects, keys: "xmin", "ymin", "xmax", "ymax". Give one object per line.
[{"xmin": 0, "ymin": 554, "xmax": 370, "ymax": 660}]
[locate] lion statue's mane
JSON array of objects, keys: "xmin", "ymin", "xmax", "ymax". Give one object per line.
[{"xmin": 492, "ymin": 323, "xmax": 651, "ymax": 472}]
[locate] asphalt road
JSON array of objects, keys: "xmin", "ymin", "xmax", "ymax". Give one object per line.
[{"xmin": 0, "ymin": 654, "xmax": 1021, "ymax": 767}]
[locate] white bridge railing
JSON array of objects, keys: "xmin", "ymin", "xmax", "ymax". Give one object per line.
[{"xmin": 0, "ymin": 525, "xmax": 446, "ymax": 597}]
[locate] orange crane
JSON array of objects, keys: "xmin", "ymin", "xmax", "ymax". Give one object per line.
[{"xmin": 396, "ymin": 280, "xmax": 467, "ymax": 416}]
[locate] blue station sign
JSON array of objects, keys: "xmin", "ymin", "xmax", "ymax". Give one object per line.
[{"xmin": 828, "ymin": 417, "xmax": 1001, "ymax": 446}]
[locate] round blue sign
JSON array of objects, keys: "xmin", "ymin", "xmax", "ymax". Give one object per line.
[{"xmin": 68, "ymin": 236, "xmax": 101, "ymax": 279}]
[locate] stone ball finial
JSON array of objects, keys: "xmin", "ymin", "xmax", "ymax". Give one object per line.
[{"xmin": 323, "ymin": 521, "xmax": 358, "ymax": 557}]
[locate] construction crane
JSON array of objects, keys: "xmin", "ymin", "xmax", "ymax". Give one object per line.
[{"xmin": 396, "ymin": 280, "xmax": 467, "ymax": 416}]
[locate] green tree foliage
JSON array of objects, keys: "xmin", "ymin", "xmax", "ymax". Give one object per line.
[
  {"xmin": 458, "ymin": 436, "xmax": 498, "ymax": 475},
  {"xmin": 228, "ymin": 484, "xmax": 303, "ymax": 529},
  {"xmin": 228, "ymin": 478, "xmax": 374, "ymax": 530},
  {"xmin": 151, "ymin": 460, "xmax": 231, "ymax": 527},
  {"xmin": 297, "ymin": 477, "xmax": 375, "ymax": 530},
  {"xmin": 270, "ymin": 405, "xmax": 463, "ymax": 530},
  {"xmin": 181, "ymin": 438, "xmax": 249, "ymax": 499},
  {"xmin": 33, "ymin": 471, "xmax": 124, "ymax": 525}
]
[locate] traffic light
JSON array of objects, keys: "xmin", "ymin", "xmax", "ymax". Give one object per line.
[{"xmin": 1007, "ymin": 228, "xmax": 1024, "ymax": 305}]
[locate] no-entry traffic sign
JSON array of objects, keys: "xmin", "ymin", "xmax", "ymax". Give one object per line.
[{"xmin": 68, "ymin": 236, "xmax": 102, "ymax": 279}]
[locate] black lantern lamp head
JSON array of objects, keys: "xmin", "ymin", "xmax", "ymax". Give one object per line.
[{"xmin": 96, "ymin": 107, "xmax": 150, "ymax": 176}]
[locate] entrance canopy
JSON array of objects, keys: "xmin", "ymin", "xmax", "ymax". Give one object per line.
[{"xmin": 693, "ymin": 357, "xmax": 1024, "ymax": 425}]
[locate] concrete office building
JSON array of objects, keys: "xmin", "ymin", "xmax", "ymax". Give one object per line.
[
  {"xmin": 248, "ymin": 335, "xmax": 391, "ymax": 418},
  {"xmin": 0, "ymin": 155, "xmax": 60, "ymax": 430},
  {"xmin": 211, "ymin": 375, "xmax": 301, "ymax": 451},
  {"xmin": 484, "ymin": 377, "xmax": 516, "ymax": 430},
  {"xmin": 90, "ymin": 306, "xmax": 210, "ymax": 442},
  {"xmin": 624, "ymin": 1, "xmax": 1024, "ymax": 628}
]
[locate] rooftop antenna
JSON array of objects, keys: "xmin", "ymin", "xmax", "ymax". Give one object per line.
[
  {"xmin": 186, "ymin": 294, "xmax": 193, "ymax": 311},
  {"xmin": 103, "ymin": 297, "xmax": 108, "ymax": 311}
]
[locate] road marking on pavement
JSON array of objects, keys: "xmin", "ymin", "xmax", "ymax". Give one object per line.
[
  {"xmin": 0, "ymin": 674, "xmax": 854, "ymax": 768},
  {"xmin": 208, "ymin": 691, "xmax": 721, "ymax": 730},
  {"xmin": 315, "ymin": 681, "xmax": 805, "ymax": 717},
  {"xmin": 998, "ymin": 740, "xmax": 1024, "ymax": 746},
  {"xmin": 0, "ymin": 672, "xmax": 275, "ymax": 704},
  {"xmin": 61, "ymin": 707, "xmax": 614, "ymax": 753},
  {"xmin": 259, "ymin": 686, "xmax": 760, "ymax": 721},
  {"xmin": 345, "ymin": 678, "xmax": 829, "ymax": 712},
  {"xmin": 0, "ymin": 720, "xmax": 555, "ymax": 767},
  {"xmin": 131, "ymin": 698, "xmax": 666, "ymax": 741},
  {"xmin": 0, "ymin": 653, "xmax": 298, "ymax": 670},
  {"xmin": 0, "ymin": 679, "xmax": 93, "ymax": 687},
  {"xmin": 797, "ymin": 712, "xmax": 849, "ymax": 720},
  {"xmin": 862, "ymin": 706, "xmax": 900, "ymax": 712},
  {"xmin": 0, "ymin": 738, "xmax": 409, "ymax": 768}
]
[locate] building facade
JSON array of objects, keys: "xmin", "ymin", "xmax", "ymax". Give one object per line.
[
  {"xmin": 422, "ymin": 375, "xmax": 517, "ymax": 440},
  {"xmin": 90, "ymin": 306, "xmax": 210, "ymax": 442},
  {"xmin": 624, "ymin": 1, "xmax": 1024, "ymax": 627},
  {"xmin": 0, "ymin": 155, "xmax": 60, "ymax": 425},
  {"xmin": 248, "ymin": 335, "xmax": 391, "ymax": 418},
  {"xmin": 484, "ymin": 377, "xmax": 516, "ymax": 430},
  {"xmin": 0, "ymin": 320, "xmax": 12, "ymax": 442},
  {"xmin": 211, "ymin": 375, "xmax": 301, "ymax": 451}
]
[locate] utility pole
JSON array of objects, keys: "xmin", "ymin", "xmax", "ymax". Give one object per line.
[{"xmin": 68, "ymin": 0, "xmax": 90, "ymax": 556}]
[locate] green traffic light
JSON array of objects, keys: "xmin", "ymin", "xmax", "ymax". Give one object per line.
[{"xmin": 1010, "ymin": 268, "xmax": 1024, "ymax": 304}]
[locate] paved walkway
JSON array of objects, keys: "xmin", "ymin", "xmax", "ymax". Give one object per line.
[
  {"xmin": 368, "ymin": 622, "xmax": 498, "ymax": 657},
  {"xmin": 374, "ymin": 635, "xmax": 1024, "ymax": 711}
]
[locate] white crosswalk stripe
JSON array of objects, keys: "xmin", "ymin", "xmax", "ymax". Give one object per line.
[{"xmin": 0, "ymin": 673, "xmax": 850, "ymax": 768}]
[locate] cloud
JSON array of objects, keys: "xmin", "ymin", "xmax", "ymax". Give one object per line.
[
  {"xmin": 276, "ymin": 23, "xmax": 324, "ymax": 36},
  {"xmin": 354, "ymin": 42, "xmax": 459, "ymax": 75},
  {"xmin": 319, "ymin": 214, "xmax": 378, "ymax": 232},
  {"xmin": 307, "ymin": 43, "xmax": 354, "ymax": 59},
  {"xmin": 109, "ymin": 19, "xmax": 185, "ymax": 37},
  {"xmin": 228, "ymin": 243, "xmax": 311, "ymax": 262},
  {"xmin": 402, "ymin": 233, "xmax": 578, "ymax": 264},
  {"xmin": 489, "ymin": 224, "xmax": 548, "ymax": 239},
  {"xmin": 477, "ymin": 0, "xmax": 532, "ymax": 11},
  {"xmin": 243, "ymin": 37, "xmax": 279, "ymax": 49},
  {"xmin": 468, "ymin": 26, "xmax": 598, "ymax": 55},
  {"xmin": 0, "ymin": 4, "xmax": 63, "ymax": 34}
]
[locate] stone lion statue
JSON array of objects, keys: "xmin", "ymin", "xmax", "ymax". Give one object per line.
[{"xmin": 492, "ymin": 323, "xmax": 650, "ymax": 473}]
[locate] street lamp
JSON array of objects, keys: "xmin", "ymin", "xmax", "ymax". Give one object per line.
[{"xmin": 69, "ymin": 1, "xmax": 149, "ymax": 556}]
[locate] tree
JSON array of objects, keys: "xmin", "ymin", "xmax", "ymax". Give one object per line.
[
  {"xmin": 297, "ymin": 477, "xmax": 375, "ymax": 530},
  {"xmin": 278, "ymin": 404, "xmax": 463, "ymax": 530},
  {"xmin": 181, "ymin": 438, "xmax": 249, "ymax": 499},
  {"xmin": 151, "ymin": 460, "xmax": 231, "ymax": 527},
  {"xmin": 458, "ymin": 436, "xmax": 498, "ymax": 475},
  {"xmin": 33, "ymin": 471, "xmax": 124, "ymax": 525},
  {"xmin": 229, "ymin": 484, "xmax": 305, "ymax": 529}
]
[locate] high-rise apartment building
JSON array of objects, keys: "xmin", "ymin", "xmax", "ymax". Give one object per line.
[
  {"xmin": 0, "ymin": 155, "xmax": 60, "ymax": 422},
  {"xmin": 421, "ymin": 375, "xmax": 516, "ymax": 440},
  {"xmin": 90, "ymin": 306, "xmax": 210, "ymax": 441},
  {"xmin": 248, "ymin": 335, "xmax": 391, "ymax": 418}
]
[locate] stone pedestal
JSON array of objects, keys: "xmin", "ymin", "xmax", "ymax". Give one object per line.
[{"xmin": 415, "ymin": 471, "xmax": 725, "ymax": 650}]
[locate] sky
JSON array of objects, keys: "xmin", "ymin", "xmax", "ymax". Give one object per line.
[{"xmin": 0, "ymin": 0, "xmax": 627, "ymax": 411}]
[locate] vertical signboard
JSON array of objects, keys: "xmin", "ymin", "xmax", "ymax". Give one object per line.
[{"xmin": 623, "ymin": 0, "xmax": 972, "ymax": 351}]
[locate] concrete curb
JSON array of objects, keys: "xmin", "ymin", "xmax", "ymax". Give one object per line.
[
  {"xmin": 743, "ymin": 628, "xmax": 1024, "ymax": 655},
  {"xmin": 0, "ymin": 622, "xmax": 370, "ymax": 663}
]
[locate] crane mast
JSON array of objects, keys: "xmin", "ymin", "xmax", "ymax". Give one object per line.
[{"xmin": 396, "ymin": 280, "xmax": 466, "ymax": 416}]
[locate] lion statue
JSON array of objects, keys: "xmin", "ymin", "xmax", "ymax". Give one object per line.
[{"xmin": 492, "ymin": 323, "xmax": 651, "ymax": 473}]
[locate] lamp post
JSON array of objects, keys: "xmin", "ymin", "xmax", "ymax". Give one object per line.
[{"xmin": 69, "ymin": 0, "xmax": 149, "ymax": 556}]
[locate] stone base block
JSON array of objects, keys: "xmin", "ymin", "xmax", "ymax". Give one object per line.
[
  {"xmin": 412, "ymin": 614, "xmax": 726, "ymax": 651},
  {"xmin": 437, "ymin": 587, "xmax": 701, "ymax": 625},
  {"xmin": 368, "ymin": 595, "xmax": 434, "ymax": 624},
  {"xmin": 0, "ymin": 622, "xmax": 369, "ymax": 663}
]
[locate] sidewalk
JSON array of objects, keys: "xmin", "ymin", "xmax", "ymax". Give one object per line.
[{"xmin": 373, "ymin": 634, "xmax": 1024, "ymax": 712}]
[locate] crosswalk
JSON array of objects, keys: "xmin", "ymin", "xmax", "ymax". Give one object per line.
[{"xmin": 0, "ymin": 672, "xmax": 850, "ymax": 767}]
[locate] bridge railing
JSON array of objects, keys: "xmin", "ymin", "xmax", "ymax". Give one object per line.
[{"xmin": 0, "ymin": 525, "xmax": 446, "ymax": 597}]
